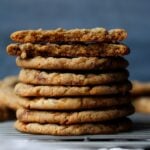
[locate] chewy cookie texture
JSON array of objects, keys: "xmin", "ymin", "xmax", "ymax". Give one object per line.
[
  {"xmin": 10, "ymin": 28, "xmax": 127, "ymax": 43},
  {"xmin": 17, "ymin": 105, "xmax": 134, "ymax": 125},
  {"xmin": 7, "ymin": 27, "xmax": 134, "ymax": 135},
  {"xmin": 19, "ymin": 69, "xmax": 129, "ymax": 86},
  {"xmin": 7, "ymin": 43, "xmax": 130, "ymax": 58},
  {"xmin": 16, "ymin": 56, "xmax": 128, "ymax": 70},
  {"xmin": 15, "ymin": 118, "xmax": 132, "ymax": 136},
  {"xmin": 15, "ymin": 82, "xmax": 132, "ymax": 97},
  {"xmin": 19, "ymin": 96, "xmax": 131, "ymax": 110}
]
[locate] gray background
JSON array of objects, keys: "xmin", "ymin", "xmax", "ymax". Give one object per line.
[{"xmin": 0, "ymin": 0, "xmax": 150, "ymax": 81}]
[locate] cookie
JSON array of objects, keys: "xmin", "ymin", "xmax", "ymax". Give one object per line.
[
  {"xmin": 0, "ymin": 76, "xmax": 20, "ymax": 110},
  {"xmin": 0, "ymin": 103, "xmax": 14, "ymax": 121},
  {"xmin": 133, "ymin": 97, "xmax": 150, "ymax": 113},
  {"xmin": 0, "ymin": 106, "xmax": 8, "ymax": 121},
  {"xmin": 16, "ymin": 105, "xmax": 134, "ymax": 124},
  {"xmin": 131, "ymin": 81, "xmax": 150, "ymax": 96},
  {"xmin": 15, "ymin": 117, "xmax": 132, "ymax": 135},
  {"xmin": 0, "ymin": 80, "xmax": 12, "ymax": 121},
  {"xmin": 7, "ymin": 43, "xmax": 130, "ymax": 58},
  {"xmin": 0, "ymin": 76, "xmax": 18, "ymax": 88},
  {"xmin": 10, "ymin": 28, "xmax": 127, "ymax": 43},
  {"xmin": 16, "ymin": 56, "xmax": 128, "ymax": 70},
  {"xmin": 15, "ymin": 81, "xmax": 132, "ymax": 97},
  {"xmin": 19, "ymin": 69, "xmax": 129, "ymax": 86},
  {"xmin": 19, "ymin": 96, "xmax": 131, "ymax": 110}
]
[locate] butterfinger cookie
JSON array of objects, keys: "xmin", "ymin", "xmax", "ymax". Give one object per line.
[
  {"xmin": 19, "ymin": 96, "xmax": 131, "ymax": 110},
  {"xmin": 10, "ymin": 28, "xmax": 127, "ymax": 43},
  {"xmin": 16, "ymin": 56, "xmax": 128, "ymax": 70},
  {"xmin": 7, "ymin": 43, "xmax": 130, "ymax": 58},
  {"xmin": 0, "ymin": 76, "xmax": 20, "ymax": 110},
  {"xmin": 19, "ymin": 69, "xmax": 129, "ymax": 86},
  {"xmin": 131, "ymin": 81, "xmax": 150, "ymax": 96},
  {"xmin": 15, "ymin": 118, "xmax": 132, "ymax": 135},
  {"xmin": 17, "ymin": 105, "xmax": 134, "ymax": 124},
  {"xmin": 15, "ymin": 81, "xmax": 132, "ymax": 97}
]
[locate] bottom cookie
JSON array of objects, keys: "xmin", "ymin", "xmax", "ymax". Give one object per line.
[{"xmin": 15, "ymin": 118, "xmax": 132, "ymax": 135}]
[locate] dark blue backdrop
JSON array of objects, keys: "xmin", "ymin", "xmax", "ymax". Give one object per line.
[{"xmin": 0, "ymin": 0, "xmax": 150, "ymax": 81}]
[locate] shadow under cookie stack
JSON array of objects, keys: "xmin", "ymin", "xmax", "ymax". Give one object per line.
[{"xmin": 7, "ymin": 28, "xmax": 134, "ymax": 135}]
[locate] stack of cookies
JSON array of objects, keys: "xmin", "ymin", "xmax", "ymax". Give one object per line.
[{"xmin": 7, "ymin": 28, "xmax": 134, "ymax": 135}]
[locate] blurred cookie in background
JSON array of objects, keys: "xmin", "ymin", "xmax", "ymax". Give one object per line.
[
  {"xmin": 0, "ymin": 76, "xmax": 20, "ymax": 121},
  {"xmin": 132, "ymin": 81, "xmax": 150, "ymax": 114},
  {"xmin": 0, "ymin": 102, "xmax": 15, "ymax": 121}
]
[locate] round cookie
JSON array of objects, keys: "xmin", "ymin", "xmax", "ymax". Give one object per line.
[
  {"xmin": 15, "ymin": 81, "xmax": 132, "ymax": 97},
  {"xmin": 16, "ymin": 105, "xmax": 134, "ymax": 124},
  {"xmin": 19, "ymin": 69, "xmax": 129, "ymax": 86},
  {"xmin": 15, "ymin": 118, "xmax": 132, "ymax": 135},
  {"xmin": 16, "ymin": 56, "xmax": 128, "ymax": 70},
  {"xmin": 7, "ymin": 43, "xmax": 130, "ymax": 58},
  {"xmin": 19, "ymin": 96, "xmax": 131, "ymax": 110},
  {"xmin": 10, "ymin": 28, "xmax": 127, "ymax": 43}
]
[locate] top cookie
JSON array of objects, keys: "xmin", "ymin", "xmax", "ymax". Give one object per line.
[{"xmin": 10, "ymin": 28, "xmax": 127, "ymax": 43}]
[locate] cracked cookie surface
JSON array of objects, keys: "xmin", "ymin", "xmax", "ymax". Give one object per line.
[
  {"xmin": 19, "ymin": 69, "xmax": 129, "ymax": 86},
  {"xmin": 19, "ymin": 96, "xmax": 131, "ymax": 110},
  {"xmin": 7, "ymin": 43, "xmax": 130, "ymax": 58},
  {"xmin": 10, "ymin": 28, "xmax": 127, "ymax": 43},
  {"xmin": 16, "ymin": 56, "xmax": 128, "ymax": 70},
  {"xmin": 15, "ymin": 117, "xmax": 132, "ymax": 135},
  {"xmin": 15, "ymin": 81, "xmax": 132, "ymax": 97},
  {"xmin": 16, "ymin": 105, "xmax": 134, "ymax": 124}
]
